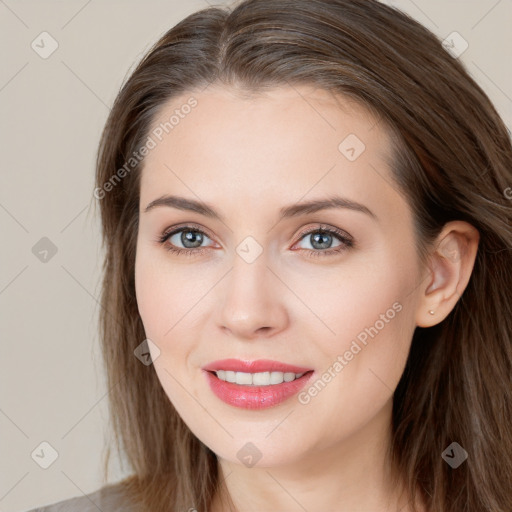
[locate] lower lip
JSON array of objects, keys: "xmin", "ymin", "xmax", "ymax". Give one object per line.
[{"xmin": 204, "ymin": 370, "xmax": 314, "ymax": 410}]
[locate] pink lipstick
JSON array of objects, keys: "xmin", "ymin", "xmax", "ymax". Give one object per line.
[{"xmin": 202, "ymin": 359, "xmax": 314, "ymax": 410}]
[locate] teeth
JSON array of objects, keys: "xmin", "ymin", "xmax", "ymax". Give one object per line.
[{"xmin": 215, "ymin": 370, "xmax": 305, "ymax": 386}]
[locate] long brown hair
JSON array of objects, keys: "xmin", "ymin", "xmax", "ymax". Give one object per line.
[{"xmin": 93, "ymin": 0, "xmax": 512, "ymax": 510}]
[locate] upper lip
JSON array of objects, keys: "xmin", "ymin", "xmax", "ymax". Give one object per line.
[{"xmin": 202, "ymin": 359, "xmax": 313, "ymax": 374}]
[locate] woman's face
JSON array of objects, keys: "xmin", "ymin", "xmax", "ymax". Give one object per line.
[{"xmin": 135, "ymin": 85, "xmax": 426, "ymax": 467}]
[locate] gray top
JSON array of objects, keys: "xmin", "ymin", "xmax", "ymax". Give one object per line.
[{"xmin": 23, "ymin": 483, "xmax": 140, "ymax": 512}]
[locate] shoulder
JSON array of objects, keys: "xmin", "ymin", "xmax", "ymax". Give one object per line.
[{"xmin": 23, "ymin": 481, "xmax": 140, "ymax": 512}]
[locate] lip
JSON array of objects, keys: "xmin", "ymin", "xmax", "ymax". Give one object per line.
[
  {"xmin": 202, "ymin": 359, "xmax": 315, "ymax": 410},
  {"xmin": 202, "ymin": 358, "xmax": 313, "ymax": 374}
]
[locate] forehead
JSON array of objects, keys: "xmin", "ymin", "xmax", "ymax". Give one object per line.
[
  {"xmin": 138, "ymin": 84, "xmax": 404, "ymax": 221},
  {"xmin": 144, "ymin": 84, "xmax": 390, "ymax": 162}
]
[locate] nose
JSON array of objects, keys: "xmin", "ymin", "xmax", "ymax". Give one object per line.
[{"xmin": 216, "ymin": 250, "xmax": 289, "ymax": 340}]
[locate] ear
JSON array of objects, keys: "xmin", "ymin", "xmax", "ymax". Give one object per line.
[{"xmin": 415, "ymin": 221, "xmax": 479, "ymax": 327}]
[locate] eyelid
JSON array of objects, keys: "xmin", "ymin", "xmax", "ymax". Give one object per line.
[
  {"xmin": 159, "ymin": 222, "xmax": 216, "ymax": 244},
  {"xmin": 294, "ymin": 223, "xmax": 353, "ymax": 245}
]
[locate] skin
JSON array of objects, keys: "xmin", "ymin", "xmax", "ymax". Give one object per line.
[{"xmin": 134, "ymin": 85, "xmax": 479, "ymax": 512}]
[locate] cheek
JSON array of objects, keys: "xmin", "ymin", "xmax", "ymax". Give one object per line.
[
  {"xmin": 135, "ymin": 253, "xmax": 166, "ymax": 338},
  {"xmin": 134, "ymin": 246, "xmax": 210, "ymax": 383},
  {"xmin": 294, "ymin": 242, "xmax": 418, "ymax": 348},
  {"xmin": 134, "ymin": 246, "xmax": 199, "ymax": 339},
  {"xmin": 303, "ymin": 247, "xmax": 419, "ymax": 415},
  {"xmin": 134, "ymin": 250, "xmax": 197, "ymax": 406}
]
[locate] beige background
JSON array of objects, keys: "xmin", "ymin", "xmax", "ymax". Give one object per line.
[{"xmin": 1, "ymin": 1, "xmax": 510, "ymax": 511}]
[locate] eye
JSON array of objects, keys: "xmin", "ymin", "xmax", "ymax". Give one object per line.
[
  {"xmin": 292, "ymin": 225, "xmax": 354, "ymax": 258},
  {"xmin": 156, "ymin": 223, "xmax": 354, "ymax": 258},
  {"xmin": 157, "ymin": 224, "xmax": 216, "ymax": 256}
]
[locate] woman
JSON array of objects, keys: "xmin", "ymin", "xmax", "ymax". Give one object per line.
[{"xmin": 28, "ymin": 0, "xmax": 512, "ymax": 510}]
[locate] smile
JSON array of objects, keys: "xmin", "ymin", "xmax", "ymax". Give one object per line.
[{"xmin": 202, "ymin": 359, "xmax": 315, "ymax": 409}]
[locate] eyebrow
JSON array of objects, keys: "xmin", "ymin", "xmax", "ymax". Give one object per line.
[{"xmin": 143, "ymin": 194, "xmax": 377, "ymax": 222}]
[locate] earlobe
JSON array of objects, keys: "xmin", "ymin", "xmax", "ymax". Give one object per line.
[{"xmin": 415, "ymin": 221, "xmax": 479, "ymax": 328}]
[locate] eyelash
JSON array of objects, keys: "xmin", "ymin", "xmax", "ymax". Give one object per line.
[{"xmin": 156, "ymin": 223, "xmax": 354, "ymax": 259}]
